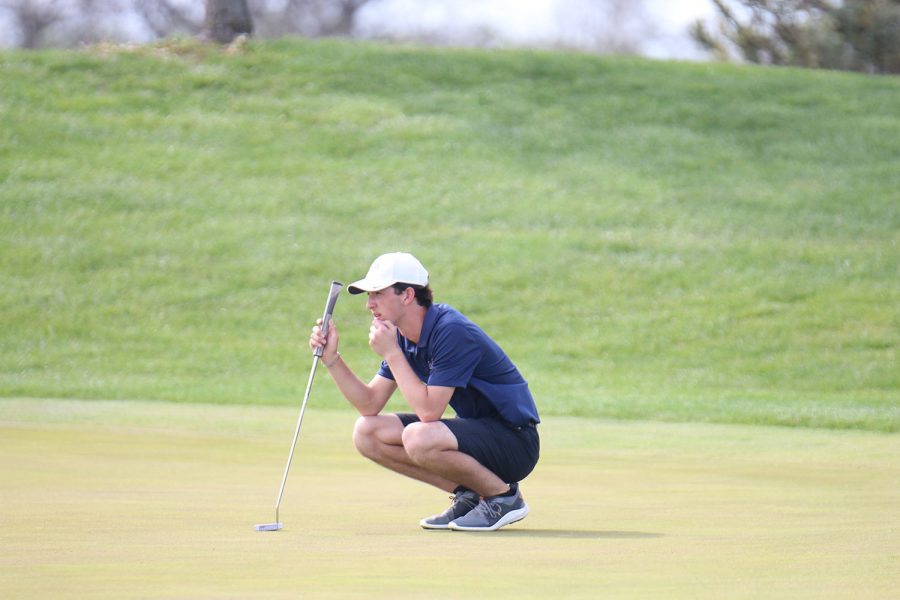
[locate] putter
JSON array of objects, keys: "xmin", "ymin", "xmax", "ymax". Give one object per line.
[{"xmin": 255, "ymin": 280, "xmax": 343, "ymax": 532}]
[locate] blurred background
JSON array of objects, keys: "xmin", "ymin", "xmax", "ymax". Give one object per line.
[
  {"xmin": 0, "ymin": 0, "xmax": 713, "ymax": 59},
  {"xmin": 6, "ymin": 1, "xmax": 896, "ymax": 72}
]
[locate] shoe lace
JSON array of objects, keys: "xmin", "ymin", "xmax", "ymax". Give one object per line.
[
  {"xmin": 471, "ymin": 498, "xmax": 503, "ymax": 520},
  {"xmin": 449, "ymin": 491, "xmax": 478, "ymax": 510}
]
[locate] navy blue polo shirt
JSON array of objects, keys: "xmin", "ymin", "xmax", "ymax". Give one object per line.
[{"xmin": 377, "ymin": 303, "xmax": 540, "ymax": 427}]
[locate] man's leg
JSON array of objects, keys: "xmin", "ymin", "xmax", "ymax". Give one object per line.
[
  {"xmin": 355, "ymin": 415, "xmax": 533, "ymax": 531},
  {"xmin": 400, "ymin": 421, "xmax": 509, "ymax": 498},
  {"xmin": 352, "ymin": 415, "xmax": 459, "ymax": 493}
]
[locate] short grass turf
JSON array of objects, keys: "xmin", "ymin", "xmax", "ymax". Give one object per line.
[{"xmin": 1, "ymin": 398, "xmax": 897, "ymax": 599}]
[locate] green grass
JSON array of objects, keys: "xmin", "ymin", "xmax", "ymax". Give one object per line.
[
  {"xmin": 1, "ymin": 38, "xmax": 898, "ymax": 430},
  {"xmin": 2, "ymin": 398, "xmax": 898, "ymax": 599}
]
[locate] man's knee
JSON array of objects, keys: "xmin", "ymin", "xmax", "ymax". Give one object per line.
[
  {"xmin": 401, "ymin": 421, "xmax": 452, "ymax": 464},
  {"xmin": 352, "ymin": 416, "xmax": 379, "ymax": 457},
  {"xmin": 352, "ymin": 415, "xmax": 401, "ymax": 459}
]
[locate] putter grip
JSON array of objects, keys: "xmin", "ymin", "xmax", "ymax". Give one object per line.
[{"xmin": 314, "ymin": 281, "xmax": 343, "ymax": 357}]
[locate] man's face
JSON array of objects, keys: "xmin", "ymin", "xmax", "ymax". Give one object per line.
[{"xmin": 366, "ymin": 287, "xmax": 404, "ymax": 322}]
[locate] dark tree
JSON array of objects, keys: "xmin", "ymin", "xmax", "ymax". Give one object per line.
[
  {"xmin": 691, "ymin": 0, "xmax": 900, "ymax": 74},
  {"xmin": 203, "ymin": 0, "xmax": 253, "ymax": 44}
]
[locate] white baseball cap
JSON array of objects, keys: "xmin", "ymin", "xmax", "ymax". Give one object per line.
[{"xmin": 347, "ymin": 252, "xmax": 429, "ymax": 295}]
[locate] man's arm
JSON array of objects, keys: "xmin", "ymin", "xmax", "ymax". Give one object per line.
[
  {"xmin": 369, "ymin": 319, "xmax": 454, "ymax": 422},
  {"xmin": 382, "ymin": 351, "xmax": 454, "ymax": 422},
  {"xmin": 324, "ymin": 355, "xmax": 397, "ymax": 416},
  {"xmin": 311, "ymin": 318, "xmax": 396, "ymax": 416}
]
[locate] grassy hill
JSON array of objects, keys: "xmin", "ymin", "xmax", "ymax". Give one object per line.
[{"xmin": 1, "ymin": 38, "xmax": 897, "ymax": 430}]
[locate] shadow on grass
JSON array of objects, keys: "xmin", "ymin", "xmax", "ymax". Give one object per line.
[{"xmin": 458, "ymin": 529, "xmax": 664, "ymax": 539}]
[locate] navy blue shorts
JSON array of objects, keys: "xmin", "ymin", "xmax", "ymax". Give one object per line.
[{"xmin": 396, "ymin": 413, "xmax": 540, "ymax": 484}]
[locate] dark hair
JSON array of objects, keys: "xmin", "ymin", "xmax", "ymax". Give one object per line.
[{"xmin": 391, "ymin": 283, "xmax": 433, "ymax": 308}]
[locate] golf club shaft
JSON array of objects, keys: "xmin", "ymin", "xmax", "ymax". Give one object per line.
[
  {"xmin": 273, "ymin": 281, "xmax": 343, "ymax": 523},
  {"xmin": 274, "ymin": 354, "xmax": 319, "ymax": 523}
]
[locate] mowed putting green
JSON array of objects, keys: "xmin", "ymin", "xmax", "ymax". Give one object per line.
[{"xmin": 1, "ymin": 398, "xmax": 897, "ymax": 599}]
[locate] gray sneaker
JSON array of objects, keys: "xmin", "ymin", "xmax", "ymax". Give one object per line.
[
  {"xmin": 448, "ymin": 486, "xmax": 529, "ymax": 532},
  {"xmin": 420, "ymin": 488, "xmax": 480, "ymax": 530}
]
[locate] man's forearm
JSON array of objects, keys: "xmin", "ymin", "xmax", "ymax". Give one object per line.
[
  {"xmin": 383, "ymin": 352, "xmax": 446, "ymax": 422},
  {"xmin": 324, "ymin": 355, "xmax": 386, "ymax": 416}
]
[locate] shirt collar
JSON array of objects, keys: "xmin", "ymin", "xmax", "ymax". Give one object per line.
[{"xmin": 417, "ymin": 304, "xmax": 439, "ymax": 349}]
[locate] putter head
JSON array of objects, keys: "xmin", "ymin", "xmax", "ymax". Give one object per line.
[{"xmin": 254, "ymin": 522, "xmax": 283, "ymax": 532}]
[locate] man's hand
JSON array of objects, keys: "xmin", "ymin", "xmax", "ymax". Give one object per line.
[
  {"xmin": 368, "ymin": 318, "xmax": 401, "ymax": 359},
  {"xmin": 310, "ymin": 317, "xmax": 339, "ymax": 362}
]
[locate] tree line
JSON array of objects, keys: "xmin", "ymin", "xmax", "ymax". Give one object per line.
[
  {"xmin": 3, "ymin": 1, "xmax": 898, "ymax": 74},
  {"xmin": 0, "ymin": 0, "xmax": 372, "ymax": 48},
  {"xmin": 692, "ymin": 0, "xmax": 900, "ymax": 74}
]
